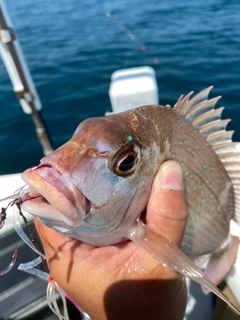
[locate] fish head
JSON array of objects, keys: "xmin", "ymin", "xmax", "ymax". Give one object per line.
[{"xmin": 21, "ymin": 114, "xmax": 160, "ymax": 245}]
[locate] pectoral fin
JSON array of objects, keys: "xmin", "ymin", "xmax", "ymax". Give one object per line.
[{"xmin": 128, "ymin": 221, "xmax": 240, "ymax": 315}]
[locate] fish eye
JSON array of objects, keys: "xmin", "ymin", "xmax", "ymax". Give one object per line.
[{"xmin": 112, "ymin": 140, "xmax": 141, "ymax": 176}]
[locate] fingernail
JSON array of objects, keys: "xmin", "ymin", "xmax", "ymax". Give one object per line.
[{"xmin": 158, "ymin": 161, "xmax": 183, "ymax": 190}]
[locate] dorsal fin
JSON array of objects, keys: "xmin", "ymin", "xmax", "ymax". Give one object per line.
[{"xmin": 174, "ymin": 87, "xmax": 240, "ymax": 225}]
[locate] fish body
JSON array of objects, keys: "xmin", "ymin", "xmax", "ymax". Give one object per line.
[{"xmin": 21, "ymin": 87, "xmax": 240, "ymax": 261}]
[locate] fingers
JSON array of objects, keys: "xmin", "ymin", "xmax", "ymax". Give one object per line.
[{"xmin": 147, "ymin": 160, "xmax": 188, "ymax": 248}]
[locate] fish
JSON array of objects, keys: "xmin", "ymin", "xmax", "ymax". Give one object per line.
[{"xmin": 20, "ymin": 87, "xmax": 240, "ymax": 313}]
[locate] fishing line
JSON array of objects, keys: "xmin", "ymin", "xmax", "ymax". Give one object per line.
[
  {"xmin": 0, "ymin": 196, "xmax": 46, "ymax": 274},
  {"xmin": 12, "ymin": 203, "xmax": 70, "ymax": 320},
  {"xmin": 106, "ymin": 12, "xmax": 160, "ymax": 65},
  {"xmin": 15, "ymin": 197, "xmax": 40, "ymax": 250},
  {"xmin": 12, "ymin": 205, "xmax": 46, "ymax": 259},
  {"xmin": 47, "ymin": 276, "xmax": 69, "ymax": 320}
]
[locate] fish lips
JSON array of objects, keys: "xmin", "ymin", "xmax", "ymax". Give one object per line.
[{"xmin": 21, "ymin": 163, "xmax": 88, "ymax": 226}]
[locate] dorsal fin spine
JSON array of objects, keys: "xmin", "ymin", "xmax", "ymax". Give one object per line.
[{"xmin": 174, "ymin": 87, "xmax": 240, "ymax": 225}]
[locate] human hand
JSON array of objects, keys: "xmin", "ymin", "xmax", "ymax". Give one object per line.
[{"xmin": 35, "ymin": 160, "xmax": 188, "ymax": 320}]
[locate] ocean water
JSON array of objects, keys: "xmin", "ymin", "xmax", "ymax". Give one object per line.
[{"xmin": 0, "ymin": 0, "xmax": 240, "ymax": 174}]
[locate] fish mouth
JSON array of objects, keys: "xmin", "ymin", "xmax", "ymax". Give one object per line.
[{"xmin": 21, "ymin": 163, "xmax": 90, "ymax": 226}]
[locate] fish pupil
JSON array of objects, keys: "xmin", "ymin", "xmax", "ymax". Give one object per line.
[
  {"xmin": 119, "ymin": 155, "xmax": 136, "ymax": 172},
  {"xmin": 112, "ymin": 140, "xmax": 140, "ymax": 176}
]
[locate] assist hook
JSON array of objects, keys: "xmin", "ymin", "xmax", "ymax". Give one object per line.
[{"xmin": 0, "ymin": 247, "xmax": 18, "ymax": 275}]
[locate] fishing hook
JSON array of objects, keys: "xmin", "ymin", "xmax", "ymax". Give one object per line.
[
  {"xmin": 0, "ymin": 196, "xmax": 36, "ymax": 276},
  {"xmin": 0, "ymin": 247, "xmax": 18, "ymax": 275},
  {"xmin": 0, "ymin": 201, "xmax": 19, "ymax": 275},
  {"xmin": 0, "ymin": 194, "xmax": 42, "ymax": 276}
]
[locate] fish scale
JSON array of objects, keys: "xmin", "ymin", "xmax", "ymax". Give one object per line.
[{"xmin": 151, "ymin": 107, "xmax": 234, "ymax": 257}]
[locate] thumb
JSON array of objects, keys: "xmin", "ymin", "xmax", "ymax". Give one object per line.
[{"xmin": 147, "ymin": 160, "xmax": 188, "ymax": 248}]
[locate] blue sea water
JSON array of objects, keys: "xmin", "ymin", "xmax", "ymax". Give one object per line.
[{"xmin": 0, "ymin": 0, "xmax": 240, "ymax": 174}]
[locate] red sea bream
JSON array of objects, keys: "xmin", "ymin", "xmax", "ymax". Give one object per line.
[{"xmin": 20, "ymin": 87, "xmax": 240, "ymax": 313}]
